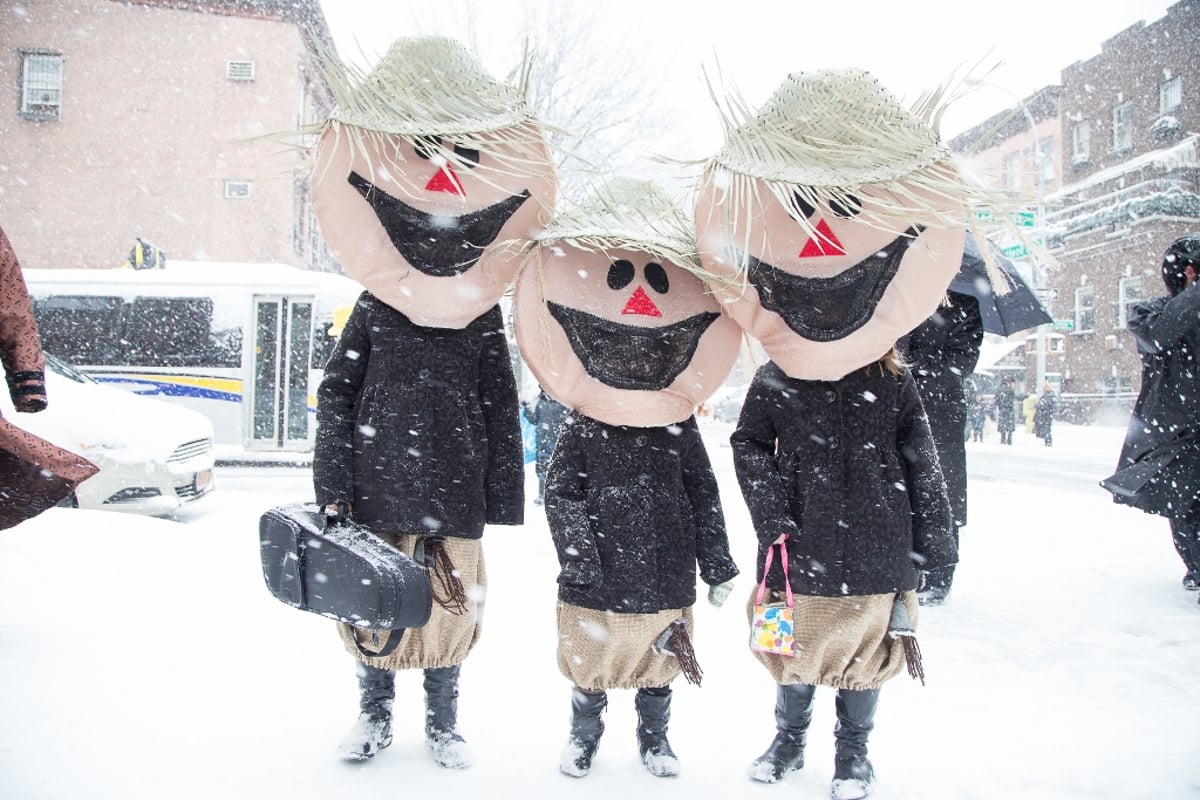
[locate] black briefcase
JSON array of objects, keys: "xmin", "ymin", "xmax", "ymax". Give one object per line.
[{"xmin": 259, "ymin": 502, "xmax": 433, "ymax": 656}]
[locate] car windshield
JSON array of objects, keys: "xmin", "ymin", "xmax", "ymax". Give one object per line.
[{"xmin": 43, "ymin": 353, "xmax": 94, "ymax": 384}]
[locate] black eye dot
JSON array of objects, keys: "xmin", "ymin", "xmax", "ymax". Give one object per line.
[
  {"xmin": 608, "ymin": 260, "xmax": 635, "ymax": 290},
  {"xmin": 453, "ymin": 145, "xmax": 481, "ymax": 168},
  {"xmin": 414, "ymin": 136, "xmax": 442, "ymax": 160},
  {"xmin": 644, "ymin": 262, "xmax": 669, "ymax": 294},
  {"xmin": 829, "ymin": 193, "xmax": 863, "ymax": 219},
  {"xmin": 792, "ymin": 191, "xmax": 817, "ymax": 219}
]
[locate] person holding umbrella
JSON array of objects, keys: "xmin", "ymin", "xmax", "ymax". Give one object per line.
[
  {"xmin": 950, "ymin": 234, "xmax": 1052, "ymax": 338},
  {"xmin": 1101, "ymin": 233, "xmax": 1200, "ymax": 598}
]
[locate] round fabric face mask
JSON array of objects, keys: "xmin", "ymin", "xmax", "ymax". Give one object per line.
[
  {"xmin": 311, "ymin": 122, "xmax": 557, "ymax": 329},
  {"xmin": 695, "ymin": 175, "xmax": 965, "ymax": 381},
  {"xmin": 514, "ymin": 244, "xmax": 741, "ymax": 428}
]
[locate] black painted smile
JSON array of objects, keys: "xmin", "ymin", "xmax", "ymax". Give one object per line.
[
  {"xmin": 547, "ymin": 302, "xmax": 720, "ymax": 391},
  {"xmin": 738, "ymin": 226, "xmax": 923, "ymax": 342},
  {"xmin": 348, "ymin": 171, "xmax": 530, "ymax": 277}
]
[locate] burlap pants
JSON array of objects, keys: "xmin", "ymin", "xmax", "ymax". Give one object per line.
[
  {"xmin": 746, "ymin": 589, "xmax": 918, "ymax": 690},
  {"xmin": 339, "ymin": 534, "xmax": 485, "ymax": 671},
  {"xmin": 556, "ymin": 601, "xmax": 694, "ymax": 692}
]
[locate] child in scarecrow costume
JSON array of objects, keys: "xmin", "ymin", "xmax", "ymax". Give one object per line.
[
  {"xmin": 512, "ymin": 177, "xmax": 741, "ymax": 779},
  {"xmin": 305, "ymin": 36, "xmax": 557, "ymax": 767},
  {"xmin": 693, "ymin": 68, "xmax": 1017, "ymax": 799}
]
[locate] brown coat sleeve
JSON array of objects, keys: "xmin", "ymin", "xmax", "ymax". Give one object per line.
[{"xmin": 0, "ymin": 227, "xmax": 47, "ymax": 412}]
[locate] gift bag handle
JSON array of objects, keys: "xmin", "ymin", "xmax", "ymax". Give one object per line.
[{"xmin": 755, "ymin": 538, "xmax": 793, "ymax": 608}]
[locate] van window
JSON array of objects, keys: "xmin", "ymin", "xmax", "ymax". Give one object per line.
[
  {"xmin": 32, "ymin": 294, "xmax": 241, "ymax": 369},
  {"xmin": 125, "ymin": 296, "xmax": 239, "ymax": 368},
  {"xmin": 33, "ymin": 295, "xmax": 124, "ymax": 363}
]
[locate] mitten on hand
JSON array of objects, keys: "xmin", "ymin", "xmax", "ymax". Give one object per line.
[
  {"xmin": 707, "ymin": 580, "xmax": 735, "ymax": 608},
  {"xmin": 9, "ymin": 371, "xmax": 47, "ymax": 413},
  {"xmin": 322, "ymin": 500, "xmax": 351, "ymax": 526}
]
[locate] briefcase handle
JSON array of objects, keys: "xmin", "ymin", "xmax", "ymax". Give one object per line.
[{"xmin": 314, "ymin": 505, "xmax": 408, "ymax": 659}]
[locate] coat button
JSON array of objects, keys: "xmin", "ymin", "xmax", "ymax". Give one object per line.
[
  {"xmin": 635, "ymin": 435, "xmax": 648, "ymax": 447},
  {"xmin": 638, "ymin": 473, "xmax": 651, "ymax": 486},
  {"xmin": 824, "ymin": 390, "xmax": 836, "ymax": 403},
  {"xmin": 418, "ymin": 368, "xmax": 431, "ymax": 380},
  {"xmin": 828, "ymin": 436, "xmax": 839, "ymax": 449}
]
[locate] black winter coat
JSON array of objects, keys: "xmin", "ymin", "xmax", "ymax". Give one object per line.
[
  {"xmin": 313, "ymin": 292, "xmax": 524, "ymax": 538},
  {"xmin": 1112, "ymin": 284, "xmax": 1200, "ymax": 519},
  {"xmin": 898, "ymin": 292, "xmax": 983, "ymax": 527},
  {"xmin": 545, "ymin": 414, "xmax": 739, "ymax": 613},
  {"xmin": 730, "ymin": 361, "xmax": 955, "ymax": 597},
  {"xmin": 994, "ymin": 385, "xmax": 1017, "ymax": 432}
]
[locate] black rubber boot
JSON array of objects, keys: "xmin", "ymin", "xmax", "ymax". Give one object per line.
[
  {"xmin": 635, "ymin": 686, "xmax": 680, "ymax": 777},
  {"xmin": 336, "ymin": 663, "xmax": 395, "ymax": 761},
  {"xmin": 747, "ymin": 681, "xmax": 817, "ymax": 783},
  {"xmin": 424, "ymin": 665, "xmax": 472, "ymax": 768},
  {"xmin": 560, "ymin": 687, "xmax": 607, "ymax": 777},
  {"xmin": 832, "ymin": 688, "xmax": 880, "ymax": 799}
]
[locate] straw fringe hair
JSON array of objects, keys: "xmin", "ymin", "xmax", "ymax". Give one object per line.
[{"xmin": 690, "ymin": 65, "xmax": 1043, "ymax": 296}]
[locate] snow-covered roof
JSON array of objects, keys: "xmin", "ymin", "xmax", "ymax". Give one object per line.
[{"xmin": 1049, "ymin": 134, "xmax": 1200, "ymax": 202}]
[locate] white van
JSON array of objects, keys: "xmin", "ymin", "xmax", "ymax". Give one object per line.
[{"xmin": 22, "ymin": 261, "xmax": 363, "ymax": 461}]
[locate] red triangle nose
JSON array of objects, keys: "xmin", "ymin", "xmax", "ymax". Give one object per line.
[
  {"xmin": 798, "ymin": 218, "xmax": 846, "ymax": 257},
  {"xmin": 424, "ymin": 166, "xmax": 464, "ymax": 195},
  {"xmin": 621, "ymin": 286, "xmax": 662, "ymax": 317}
]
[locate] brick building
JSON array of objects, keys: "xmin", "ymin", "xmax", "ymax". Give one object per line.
[
  {"xmin": 0, "ymin": 0, "xmax": 336, "ymax": 271},
  {"xmin": 950, "ymin": 0, "xmax": 1200, "ymax": 421},
  {"xmin": 1049, "ymin": 0, "xmax": 1200, "ymax": 416}
]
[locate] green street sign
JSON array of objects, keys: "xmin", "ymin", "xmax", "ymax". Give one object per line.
[
  {"xmin": 1052, "ymin": 319, "xmax": 1074, "ymax": 331},
  {"xmin": 1016, "ymin": 209, "xmax": 1037, "ymax": 228},
  {"xmin": 1002, "ymin": 243, "xmax": 1029, "ymax": 259}
]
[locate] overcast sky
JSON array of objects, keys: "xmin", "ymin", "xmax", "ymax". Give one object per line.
[{"xmin": 321, "ymin": 1, "xmax": 1176, "ymax": 165}]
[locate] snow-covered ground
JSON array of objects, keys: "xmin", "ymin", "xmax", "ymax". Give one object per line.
[{"xmin": 1, "ymin": 421, "xmax": 1197, "ymax": 800}]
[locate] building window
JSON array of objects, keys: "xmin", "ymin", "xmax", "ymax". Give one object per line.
[
  {"xmin": 1160, "ymin": 77, "xmax": 1181, "ymax": 114},
  {"xmin": 19, "ymin": 50, "xmax": 63, "ymax": 121},
  {"xmin": 1074, "ymin": 285, "xmax": 1095, "ymax": 333},
  {"xmin": 226, "ymin": 60, "xmax": 256, "ymax": 82},
  {"xmin": 1116, "ymin": 276, "xmax": 1142, "ymax": 329},
  {"xmin": 224, "ymin": 180, "xmax": 252, "ymax": 199},
  {"xmin": 1004, "ymin": 151, "xmax": 1022, "ymax": 191},
  {"xmin": 1112, "ymin": 103, "xmax": 1133, "ymax": 151},
  {"xmin": 1037, "ymin": 138, "xmax": 1055, "ymax": 184},
  {"xmin": 1071, "ymin": 122, "xmax": 1091, "ymax": 164}
]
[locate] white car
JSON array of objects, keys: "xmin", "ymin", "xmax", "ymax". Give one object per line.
[{"xmin": 1, "ymin": 355, "xmax": 216, "ymax": 516}]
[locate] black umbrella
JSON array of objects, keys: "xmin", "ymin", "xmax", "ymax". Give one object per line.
[{"xmin": 949, "ymin": 234, "xmax": 1053, "ymax": 336}]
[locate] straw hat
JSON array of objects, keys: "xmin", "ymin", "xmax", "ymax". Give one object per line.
[
  {"xmin": 324, "ymin": 36, "xmax": 534, "ymax": 136},
  {"xmin": 712, "ymin": 68, "xmax": 951, "ymax": 187},
  {"xmin": 535, "ymin": 177, "xmax": 700, "ymax": 271}
]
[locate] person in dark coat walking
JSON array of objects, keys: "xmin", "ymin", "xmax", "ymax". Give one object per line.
[
  {"xmin": 528, "ymin": 389, "xmax": 569, "ymax": 505},
  {"xmin": 514, "ymin": 178, "xmax": 741, "ymax": 779},
  {"xmin": 994, "ymin": 376, "xmax": 1017, "ymax": 445},
  {"xmin": 1034, "ymin": 382, "xmax": 1057, "ymax": 446},
  {"xmin": 1103, "ymin": 233, "xmax": 1200, "ymax": 597},
  {"xmin": 305, "ymin": 36, "xmax": 557, "ymax": 767},
  {"xmin": 899, "ymin": 290, "xmax": 984, "ymax": 606}
]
